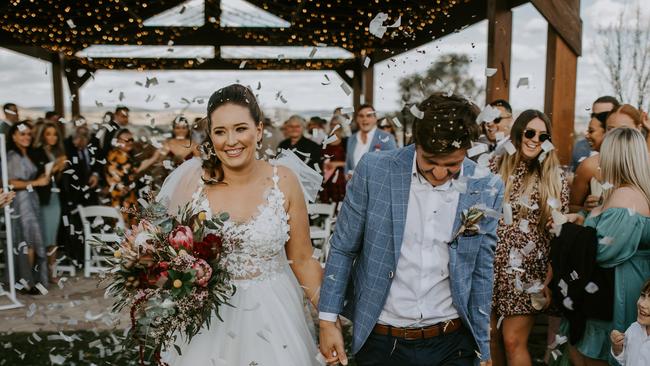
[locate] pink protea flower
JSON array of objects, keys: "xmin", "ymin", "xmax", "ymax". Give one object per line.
[
  {"xmin": 168, "ymin": 226, "xmax": 194, "ymax": 252},
  {"xmin": 192, "ymin": 259, "xmax": 212, "ymax": 287}
]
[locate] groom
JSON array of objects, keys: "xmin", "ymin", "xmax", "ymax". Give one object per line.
[{"xmin": 319, "ymin": 93, "xmax": 504, "ymax": 366}]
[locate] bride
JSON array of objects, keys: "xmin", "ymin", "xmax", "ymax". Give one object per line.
[{"xmin": 159, "ymin": 84, "xmax": 324, "ymax": 366}]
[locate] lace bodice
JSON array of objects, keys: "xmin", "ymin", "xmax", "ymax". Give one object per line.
[{"xmin": 207, "ymin": 164, "xmax": 291, "ymax": 286}]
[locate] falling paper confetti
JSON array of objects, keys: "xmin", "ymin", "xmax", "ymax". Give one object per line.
[
  {"xmin": 585, "ymin": 282, "xmax": 599, "ymax": 294},
  {"xmin": 340, "ymin": 82, "xmax": 352, "ymax": 96},
  {"xmin": 409, "ymin": 104, "xmax": 424, "ymax": 119},
  {"xmin": 516, "ymin": 77, "xmax": 530, "ymax": 88},
  {"xmin": 485, "ymin": 68, "xmax": 497, "ymax": 77},
  {"xmin": 476, "ymin": 105, "xmax": 502, "ymax": 123},
  {"xmin": 364, "ymin": 56, "xmax": 371, "ymax": 68},
  {"xmin": 369, "ymin": 12, "xmax": 389, "ymax": 38},
  {"xmin": 504, "ymin": 141, "xmax": 517, "ymax": 155},
  {"xmin": 467, "ymin": 143, "xmax": 488, "ymax": 158},
  {"xmin": 541, "ymin": 140, "xmax": 555, "ymax": 152}
]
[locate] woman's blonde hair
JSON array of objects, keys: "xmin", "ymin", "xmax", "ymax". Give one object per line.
[
  {"xmin": 600, "ymin": 127, "xmax": 650, "ymax": 205},
  {"xmin": 495, "ymin": 109, "xmax": 563, "ymax": 229}
]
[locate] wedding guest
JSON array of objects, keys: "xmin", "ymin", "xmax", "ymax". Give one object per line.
[
  {"xmin": 138, "ymin": 116, "xmax": 199, "ymax": 175},
  {"xmin": 318, "ymin": 116, "xmax": 348, "ymax": 204},
  {"xmin": 345, "ymin": 104, "xmax": 397, "ymax": 176},
  {"xmin": 571, "ymin": 96, "xmax": 619, "ymax": 172},
  {"xmin": 59, "ymin": 125, "xmax": 100, "ymax": 265},
  {"xmin": 319, "ymin": 93, "xmax": 504, "ymax": 366},
  {"xmin": 307, "ymin": 116, "xmax": 328, "ymax": 145},
  {"xmin": 106, "ymin": 128, "xmax": 138, "ymax": 224},
  {"xmin": 480, "ymin": 99, "xmax": 514, "ymax": 152},
  {"xmin": 564, "ymin": 127, "xmax": 650, "ymax": 365},
  {"xmin": 570, "ymin": 104, "xmax": 642, "ymax": 213},
  {"xmin": 278, "ymin": 115, "xmax": 321, "ymax": 169},
  {"xmin": 610, "ymin": 279, "xmax": 650, "ymax": 366},
  {"xmin": 32, "ymin": 122, "xmax": 66, "ymax": 283},
  {"xmin": 489, "ymin": 110, "xmax": 569, "ymax": 366},
  {"xmin": 97, "ymin": 105, "xmax": 130, "ymax": 163},
  {"xmin": 6, "ymin": 122, "xmax": 50, "ymax": 291},
  {"xmin": 260, "ymin": 117, "xmax": 283, "ymax": 159},
  {"xmin": 0, "ymin": 103, "xmax": 19, "ymax": 135}
]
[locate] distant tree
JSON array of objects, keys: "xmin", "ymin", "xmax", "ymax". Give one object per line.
[
  {"xmin": 398, "ymin": 53, "xmax": 484, "ymax": 105},
  {"xmin": 596, "ymin": 2, "xmax": 650, "ymax": 109}
]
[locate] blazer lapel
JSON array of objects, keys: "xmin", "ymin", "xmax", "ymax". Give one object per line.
[
  {"xmin": 367, "ymin": 129, "xmax": 380, "ymax": 153},
  {"xmin": 391, "ymin": 145, "xmax": 414, "ymax": 263},
  {"xmin": 450, "ymin": 159, "xmax": 480, "ymax": 273}
]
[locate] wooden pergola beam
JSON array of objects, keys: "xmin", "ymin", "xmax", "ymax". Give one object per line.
[
  {"xmin": 544, "ymin": 26, "xmax": 578, "ymax": 165},
  {"xmin": 486, "ymin": 0, "xmax": 512, "ymax": 103},
  {"xmin": 531, "ymin": 0, "xmax": 582, "ymax": 56},
  {"xmin": 76, "ymin": 57, "xmax": 354, "ymax": 71},
  {"xmin": 51, "ymin": 53, "xmax": 65, "ymax": 117}
]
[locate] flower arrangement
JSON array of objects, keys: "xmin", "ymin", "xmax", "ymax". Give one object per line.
[{"xmin": 100, "ymin": 192, "xmax": 235, "ymax": 365}]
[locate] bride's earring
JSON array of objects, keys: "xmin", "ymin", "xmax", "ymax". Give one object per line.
[{"xmin": 256, "ymin": 140, "xmax": 262, "ymax": 150}]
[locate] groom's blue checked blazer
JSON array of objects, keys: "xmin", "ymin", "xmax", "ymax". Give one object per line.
[{"xmin": 319, "ymin": 144, "xmax": 505, "ymax": 362}]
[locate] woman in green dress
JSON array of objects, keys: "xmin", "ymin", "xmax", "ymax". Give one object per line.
[{"xmin": 563, "ymin": 127, "xmax": 650, "ymax": 365}]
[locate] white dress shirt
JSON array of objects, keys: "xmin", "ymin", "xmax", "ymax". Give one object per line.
[
  {"xmin": 352, "ymin": 127, "xmax": 377, "ymax": 170},
  {"xmin": 612, "ymin": 322, "xmax": 650, "ymax": 366},
  {"xmin": 377, "ymin": 153, "xmax": 460, "ymax": 327},
  {"xmin": 319, "ymin": 152, "xmax": 460, "ymax": 326}
]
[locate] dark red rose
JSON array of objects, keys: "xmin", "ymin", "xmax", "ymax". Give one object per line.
[{"xmin": 193, "ymin": 234, "xmax": 223, "ymax": 260}]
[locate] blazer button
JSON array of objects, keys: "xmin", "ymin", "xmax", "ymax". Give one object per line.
[{"xmin": 388, "ymin": 271, "xmax": 394, "ymax": 279}]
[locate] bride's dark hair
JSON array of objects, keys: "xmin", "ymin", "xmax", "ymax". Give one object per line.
[{"xmin": 202, "ymin": 84, "xmax": 263, "ymax": 184}]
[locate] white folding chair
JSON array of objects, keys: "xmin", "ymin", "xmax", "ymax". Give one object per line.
[
  {"xmin": 78, "ymin": 205, "xmax": 125, "ymax": 278},
  {"xmin": 308, "ymin": 203, "xmax": 336, "ymax": 262}
]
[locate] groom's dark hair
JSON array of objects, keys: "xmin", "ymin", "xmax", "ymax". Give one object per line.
[{"xmin": 413, "ymin": 93, "xmax": 480, "ymax": 154}]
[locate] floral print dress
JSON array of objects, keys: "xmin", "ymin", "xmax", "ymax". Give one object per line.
[
  {"xmin": 490, "ymin": 159, "xmax": 569, "ymax": 316},
  {"xmin": 106, "ymin": 149, "xmax": 138, "ymax": 225}
]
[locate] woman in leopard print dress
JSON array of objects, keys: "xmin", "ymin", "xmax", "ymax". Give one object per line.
[{"xmin": 489, "ymin": 110, "xmax": 569, "ymax": 365}]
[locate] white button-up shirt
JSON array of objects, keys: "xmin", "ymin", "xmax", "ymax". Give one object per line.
[
  {"xmin": 352, "ymin": 127, "xmax": 377, "ymax": 170},
  {"xmin": 318, "ymin": 152, "xmax": 461, "ymax": 325},
  {"xmin": 612, "ymin": 322, "xmax": 650, "ymax": 366},
  {"xmin": 377, "ymin": 152, "xmax": 460, "ymax": 327}
]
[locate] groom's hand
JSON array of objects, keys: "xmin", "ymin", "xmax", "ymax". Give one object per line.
[
  {"xmin": 319, "ymin": 318, "xmax": 348, "ymax": 365},
  {"xmin": 480, "ymin": 360, "xmax": 492, "ymax": 366}
]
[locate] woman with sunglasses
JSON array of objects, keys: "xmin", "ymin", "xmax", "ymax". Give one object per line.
[
  {"xmin": 106, "ymin": 128, "xmax": 138, "ymax": 224},
  {"xmin": 489, "ymin": 110, "xmax": 569, "ymax": 366},
  {"xmin": 570, "ymin": 104, "xmax": 643, "ymax": 214}
]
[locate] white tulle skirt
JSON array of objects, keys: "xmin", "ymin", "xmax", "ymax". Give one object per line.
[{"xmin": 162, "ymin": 268, "xmax": 322, "ymax": 366}]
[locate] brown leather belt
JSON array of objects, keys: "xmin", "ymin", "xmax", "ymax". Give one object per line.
[{"xmin": 372, "ymin": 318, "xmax": 462, "ymax": 340}]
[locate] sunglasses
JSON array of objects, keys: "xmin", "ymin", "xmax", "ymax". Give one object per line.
[
  {"xmin": 119, "ymin": 138, "xmax": 135, "ymax": 143},
  {"xmin": 487, "ymin": 114, "xmax": 512, "ymax": 124},
  {"xmin": 523, "ymin": 129, "xmax": 551, "ymax": 142}
]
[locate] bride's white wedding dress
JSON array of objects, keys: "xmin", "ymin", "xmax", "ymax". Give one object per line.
[{"xmin": 161, "ymin": 162, "xmax": 322, "ymax": 366}]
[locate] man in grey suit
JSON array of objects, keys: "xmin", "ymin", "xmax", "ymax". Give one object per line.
[
  {"xmin": 345, "ymin": 104, "xmax": 397, "ymax": 176},
  {"xmin": 319, "ymin": 93, "xmax": 505, "ymax": 366}
]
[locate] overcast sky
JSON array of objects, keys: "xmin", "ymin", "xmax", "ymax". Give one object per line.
[{"xmin": 0, "ymin": 0, "xmax": 638, "ymax": 118}]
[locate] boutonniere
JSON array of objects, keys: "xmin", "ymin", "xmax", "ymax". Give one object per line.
[
  {"xmin": 450, "ymin": 206, "xmax": 486, "ymax": 247},
  {"xmin": 374, "ymin": 143, "xmax": 382, "ymax": 151}
]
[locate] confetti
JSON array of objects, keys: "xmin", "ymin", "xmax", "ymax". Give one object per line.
[
  {"xmin": 562, "ymin": 297, "xmax": 574, "ymax": 310},
  {"xmin": 321, "ymin": 74, "xmax": 331, "ymax": 85},
  {"xmin": 369, "ymin": 12, "xmax": 389, "ymax": 38},
  {"xmin": 503, "ymin": 203, "xmax": 513, "ymax": 225},
  {"xmin": 391, "ymin": 117, "xmax": 402, "ymax": 128},
  {"xmin": 409, "ymin": 104, "xmax": 424, "ymax": 119},
  {"xmin": 503, "ymin": 141, "xmax": 516, "ymax": 155},
  {"xmin": 467, "ymin": 143, "xmax": 488, "ymax": 158},
  {"xmin": 476, "ymin": 105, "xmax": 501, "ymax": 123},
  {"xmin": 599, "ymin": 236, "xmax": 614, "ymax": 245},
  {"xmin": 485, "ymin": 68, "xmax": 497, "ymax": 77},
  {"xmin": 309, "ymin": 47, "xmax": 317, "ymax": 58},
  {"xmin": 363, "ymin": 56, "xmax": 371, "ymax": 68},
  {"xmin": 66, "ymin": 19, "xmax": 76, "ymax": 29},
  {"xmin": 585, "ymin": 282, "xmax": 599, "ymax": 293},
  {"xmin": 516, "ymin": 77, "xmax": 530, "ymax": 88},
  {"xmin": 570, "ymin": 270, "xmax": 579, "ymax": 281},
  {"xmin": 558, "ymin": 279, "xmax": 568, "ymax": 297},
  {"xmin": 239, "ymin": 60, "xmax": 247, "ymax": 69},
  {"xmin": 601, "ymin": 181, "xmax": 613, "ymax": 190},
  {"xmin": 340, "ymin": 82, "xmax": 352, "ymax": 96}
]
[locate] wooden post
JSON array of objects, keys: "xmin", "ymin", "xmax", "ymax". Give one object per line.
[
  {"xmin": 362, "ymin": 65, "xmax": 374, "ymax": 105},
  {"xmin": 352, "ymin": 60, "xmax": 363, "ymax": 113},
  {"xmin": 486, "ymin": 0, "xmax": 512, "ymax": 103},
  {"xmin": 66, "ymin": 68, "xmax": 81, "ymax": 117},
  {"xmin": 544, "ymin": 26, "xmax": 578, "ymax": 165},
  {"xmin": 51, "ymin": 53, "xmax": 65, "ymax": 117}
]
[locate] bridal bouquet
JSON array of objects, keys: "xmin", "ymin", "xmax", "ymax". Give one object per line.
[{"xmin": 100, "ymin": 193, "xmax": 235, "ymax": 365}]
